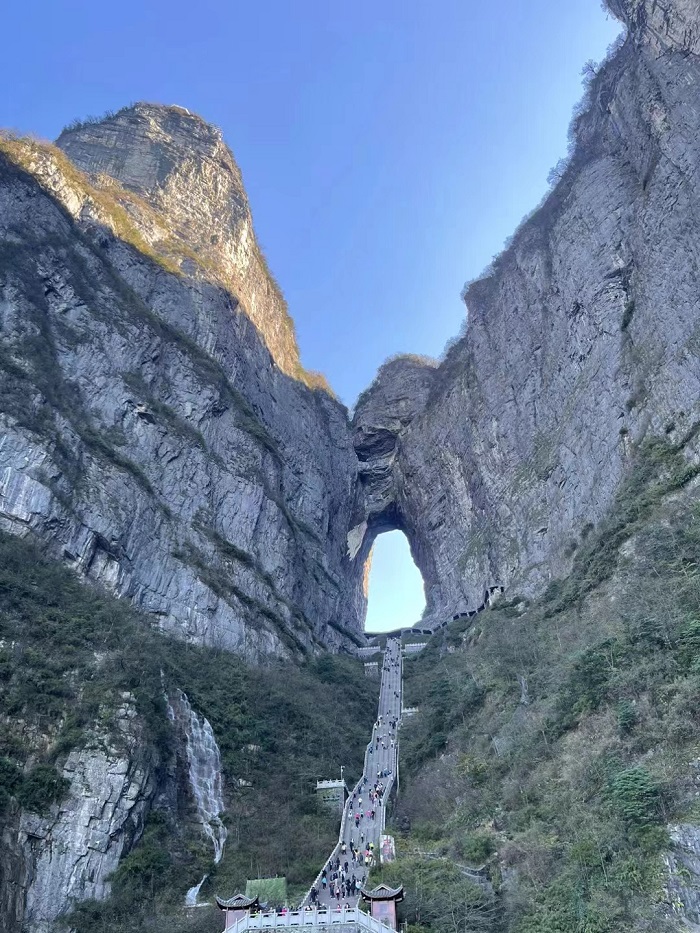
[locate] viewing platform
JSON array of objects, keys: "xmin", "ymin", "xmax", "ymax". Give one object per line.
[{"xmin": 220, "ymin": 905, "xmax": 396, "ymax": 932}]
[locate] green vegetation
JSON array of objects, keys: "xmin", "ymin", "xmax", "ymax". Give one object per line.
[
  {"xmin": 0, "ymin": 529, "xmax": 374, "ymax": 932},
  {"xmin": 0, "ymin": 757, "xmax": 68, "ymax": 815},
  {"xmin": 370, "ymin": 853, "xmax": 497, "ymax": 932},
  {"xmin": 395, "ymin": 436, "xmax": 700, "ymax": 932},
  {"xmin": 245, "ymin": 878, "xmax": 287, "ymax": 907}
]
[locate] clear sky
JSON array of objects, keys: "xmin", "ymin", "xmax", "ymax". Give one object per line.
[{"xmin": 1, "ymin": 0, "xmax": 622, "ymax": 632}]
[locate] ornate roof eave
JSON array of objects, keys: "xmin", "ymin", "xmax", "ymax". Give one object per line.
[
  {"xmin": 216, "ymin": 894, "xmax": 260, "ymax": 910},
  {"xmin": 360, "ymin": 883, "xmax": 405, "ymax": 901}
]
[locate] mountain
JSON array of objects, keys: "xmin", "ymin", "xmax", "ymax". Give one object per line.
[
  {"xmin": 0, "ymin": 103, "xmax": 366, "ymax": 659},
  {"xmin": 2, "ymin": 0, "xmax": 700, "ymax": 929},
  {"xmin": 352, "ymin": 0, "xmax": 700, "ymax": 626}
]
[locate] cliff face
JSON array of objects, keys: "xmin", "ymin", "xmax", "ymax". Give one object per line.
[
  {"xmin": 56, "ymin": 104, "xmax": 301, "ymax": 377},
  {"xmin": 608, "ymin": 0, "xmax": 700, "ymax": 54},
  {"xmin": 19, "ymin": 719, "xmax": 158, "ymax": 933},
  {"xmin": 0, "ymin": 106, "xmax": 364, "ymax": 658},
  {"xmin": 2, "ymin": 0, "xmax": 700, "ymax": 929},
  {"xmin": 352, "ymin": 0, "xmax": 700, "ymax": 624},
  {"xmin": 3, "ymin": 4, "xmax": 700, "ymax": 644}
]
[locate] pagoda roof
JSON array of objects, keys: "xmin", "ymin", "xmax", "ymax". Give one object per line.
[
  {"xmin": 216, "ymin": 893, "xmax": 259, "ymax": 910},
  {"xmin": 360, "ymin": 883, "xmax": 404, "ymax": 902}
]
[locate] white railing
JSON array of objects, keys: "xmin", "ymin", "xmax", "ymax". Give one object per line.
[{"xmin": 226, "ymin": 906, "xmax": 395, "ymax": 932}]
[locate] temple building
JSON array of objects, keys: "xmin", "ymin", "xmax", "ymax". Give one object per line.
[
  {"xmin": 216, "ymin": 893, "xmax": 259, "ymax": 929},
  {"xmin": 360, "ymin": 883, "xmax": 405, "ymax": 931}
]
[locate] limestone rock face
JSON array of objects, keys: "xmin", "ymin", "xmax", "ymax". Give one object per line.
[
  {"xmin": 352, "ymin": 356, "xmax": 437, "ymax": 533},
  {"xmin": 20, "ymin": 729, "xmax": 157, "ymax": 933},
  {"xmin": 0, "ymin": 108, "xmax": 364, "ymax": 658},
  {"xmin": 606, "ymin": 0, "xmax": 700, "ymax": 55},
  {"xmin": 57, "ymin": 103, "xmax": 300, "ymax": 377},
  {"xmin": 665, "ymin": 823, "xmax": 700, "ymax": 927},
  {"xmin": 351, "ymin": 0, "xmax": 700, "ymax": 624},
  {"xmin": 349, "ymin": 357, "xmax": 438, "ymax": 623}
]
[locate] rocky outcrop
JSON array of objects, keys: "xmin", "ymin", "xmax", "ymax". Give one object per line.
[
  {"xmin": 665, "ymin": 823, "xmax": 700, "ymax": 929},
  {"xmin": 607, "ymin": 0, "xmax": 700, "ymax": 55},
  {"xmin": 348, "ymin": 356, "xmax": 438, "ymax": 622},
  {"xmin": 56, "ymin": 103, "xmax": 301, "ymax": 378},
  {"xmin": 17, "ymin": 705, "xmax": 159, "ymax": 933},
  {"xmin": 350, "ymin": 0, "xmax": 700, "ymax": 624},
  {"xmin": 352, "ymin": 355, "xmax": 437, "ymax": 536},
  {"xmin": 0, "ymin": 110, "xmax": 365, "ymax": 658}
]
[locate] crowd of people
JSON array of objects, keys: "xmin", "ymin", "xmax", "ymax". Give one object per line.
[{"xmin": 304, "ymin": 639, "xmax": 403, "ymax": 911}]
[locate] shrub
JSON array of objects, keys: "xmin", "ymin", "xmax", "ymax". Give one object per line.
[
  {"xmin": 17, "ymin": 764, "xmax": 67, "ymax": 812},
  {"xmin": 460, "ymin": 831, "xmax": 495, "ymax": 865},
  {"xmin": 615, "ymin": 700, "xmax": 637, "ymax": 734},
  {"xmin": 609, "ymin": 767, "xmax": 661, "ymax": 826}
]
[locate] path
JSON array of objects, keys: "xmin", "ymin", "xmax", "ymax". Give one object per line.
[{"xmin": 303, "ymin": 638, "xmax": 403, "ymax": 910}]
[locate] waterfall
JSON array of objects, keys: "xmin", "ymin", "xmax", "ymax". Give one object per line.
[
  {"xmin": 167, "ymin": 688, "xmax": 228, "ymax": 864},
  {"xmin": 185, "ymin": 874, "xmax": 208, "ymax": 907}
]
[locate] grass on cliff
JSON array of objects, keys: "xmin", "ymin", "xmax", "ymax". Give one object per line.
[
  {"xmin": 0, "ymin": 529, "xmax": 375, "ymax": 933},
  {"xmin": 393, "ymin": 436, "xmax": 700, "ymax": 933}
]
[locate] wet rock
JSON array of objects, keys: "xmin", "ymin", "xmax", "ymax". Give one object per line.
[{"xmin": 665, "ymin": 823, "xmax": 700, "ymax": 928}]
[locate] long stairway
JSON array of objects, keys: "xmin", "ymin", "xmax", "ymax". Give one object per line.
[
  {"xmin": 221, "ymin": 639, "xmax": 403, "ymax": 933},
  {"xmin": 302, "ymin": 638, "xmax": 402, "ymax": 910}
]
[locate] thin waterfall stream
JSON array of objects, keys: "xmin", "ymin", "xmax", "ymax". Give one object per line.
[{"xmin": 167, "ymin": 688, "xmax": 227, "ymax": 904}]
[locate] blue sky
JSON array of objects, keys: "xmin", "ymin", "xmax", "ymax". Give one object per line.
[{"xmin": 1, "ymin": 0, "xmax": 621, "ymax": 632}]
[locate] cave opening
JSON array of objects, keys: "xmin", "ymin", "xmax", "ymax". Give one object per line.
[{"xmin": 364, "ymin": 529, "xmax": 426, "ymax": 634}]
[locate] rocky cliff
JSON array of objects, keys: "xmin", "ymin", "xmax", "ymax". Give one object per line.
[
  {"xmin": 351, "ymin": 0, "xmax": 700, "ymax": 625},
  {"xmin": 56, "ymin": 104, "xmax": 301, "ymax": 378},
  {"xmin": 7, "ymin": 0, "xmax": 700, "ymax": 652},
  {"xmin": 18, "ymin": 717, "xmax": 158, "ymax": 933},
  {"xmin": 0, "ymin": 105, "xmax": 365, "ymax": 658},
  {"xmin": 5, "ymin": 0, "xmax": 700, "ymax": 927}
]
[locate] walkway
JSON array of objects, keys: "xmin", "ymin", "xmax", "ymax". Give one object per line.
[
  {"xmin": 223, "ymin": 905, "xmax": 396, "ymax": 931},
  {"xmin": 303, "ymin": 638, "xmax": 403, "ymax": 910}
]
